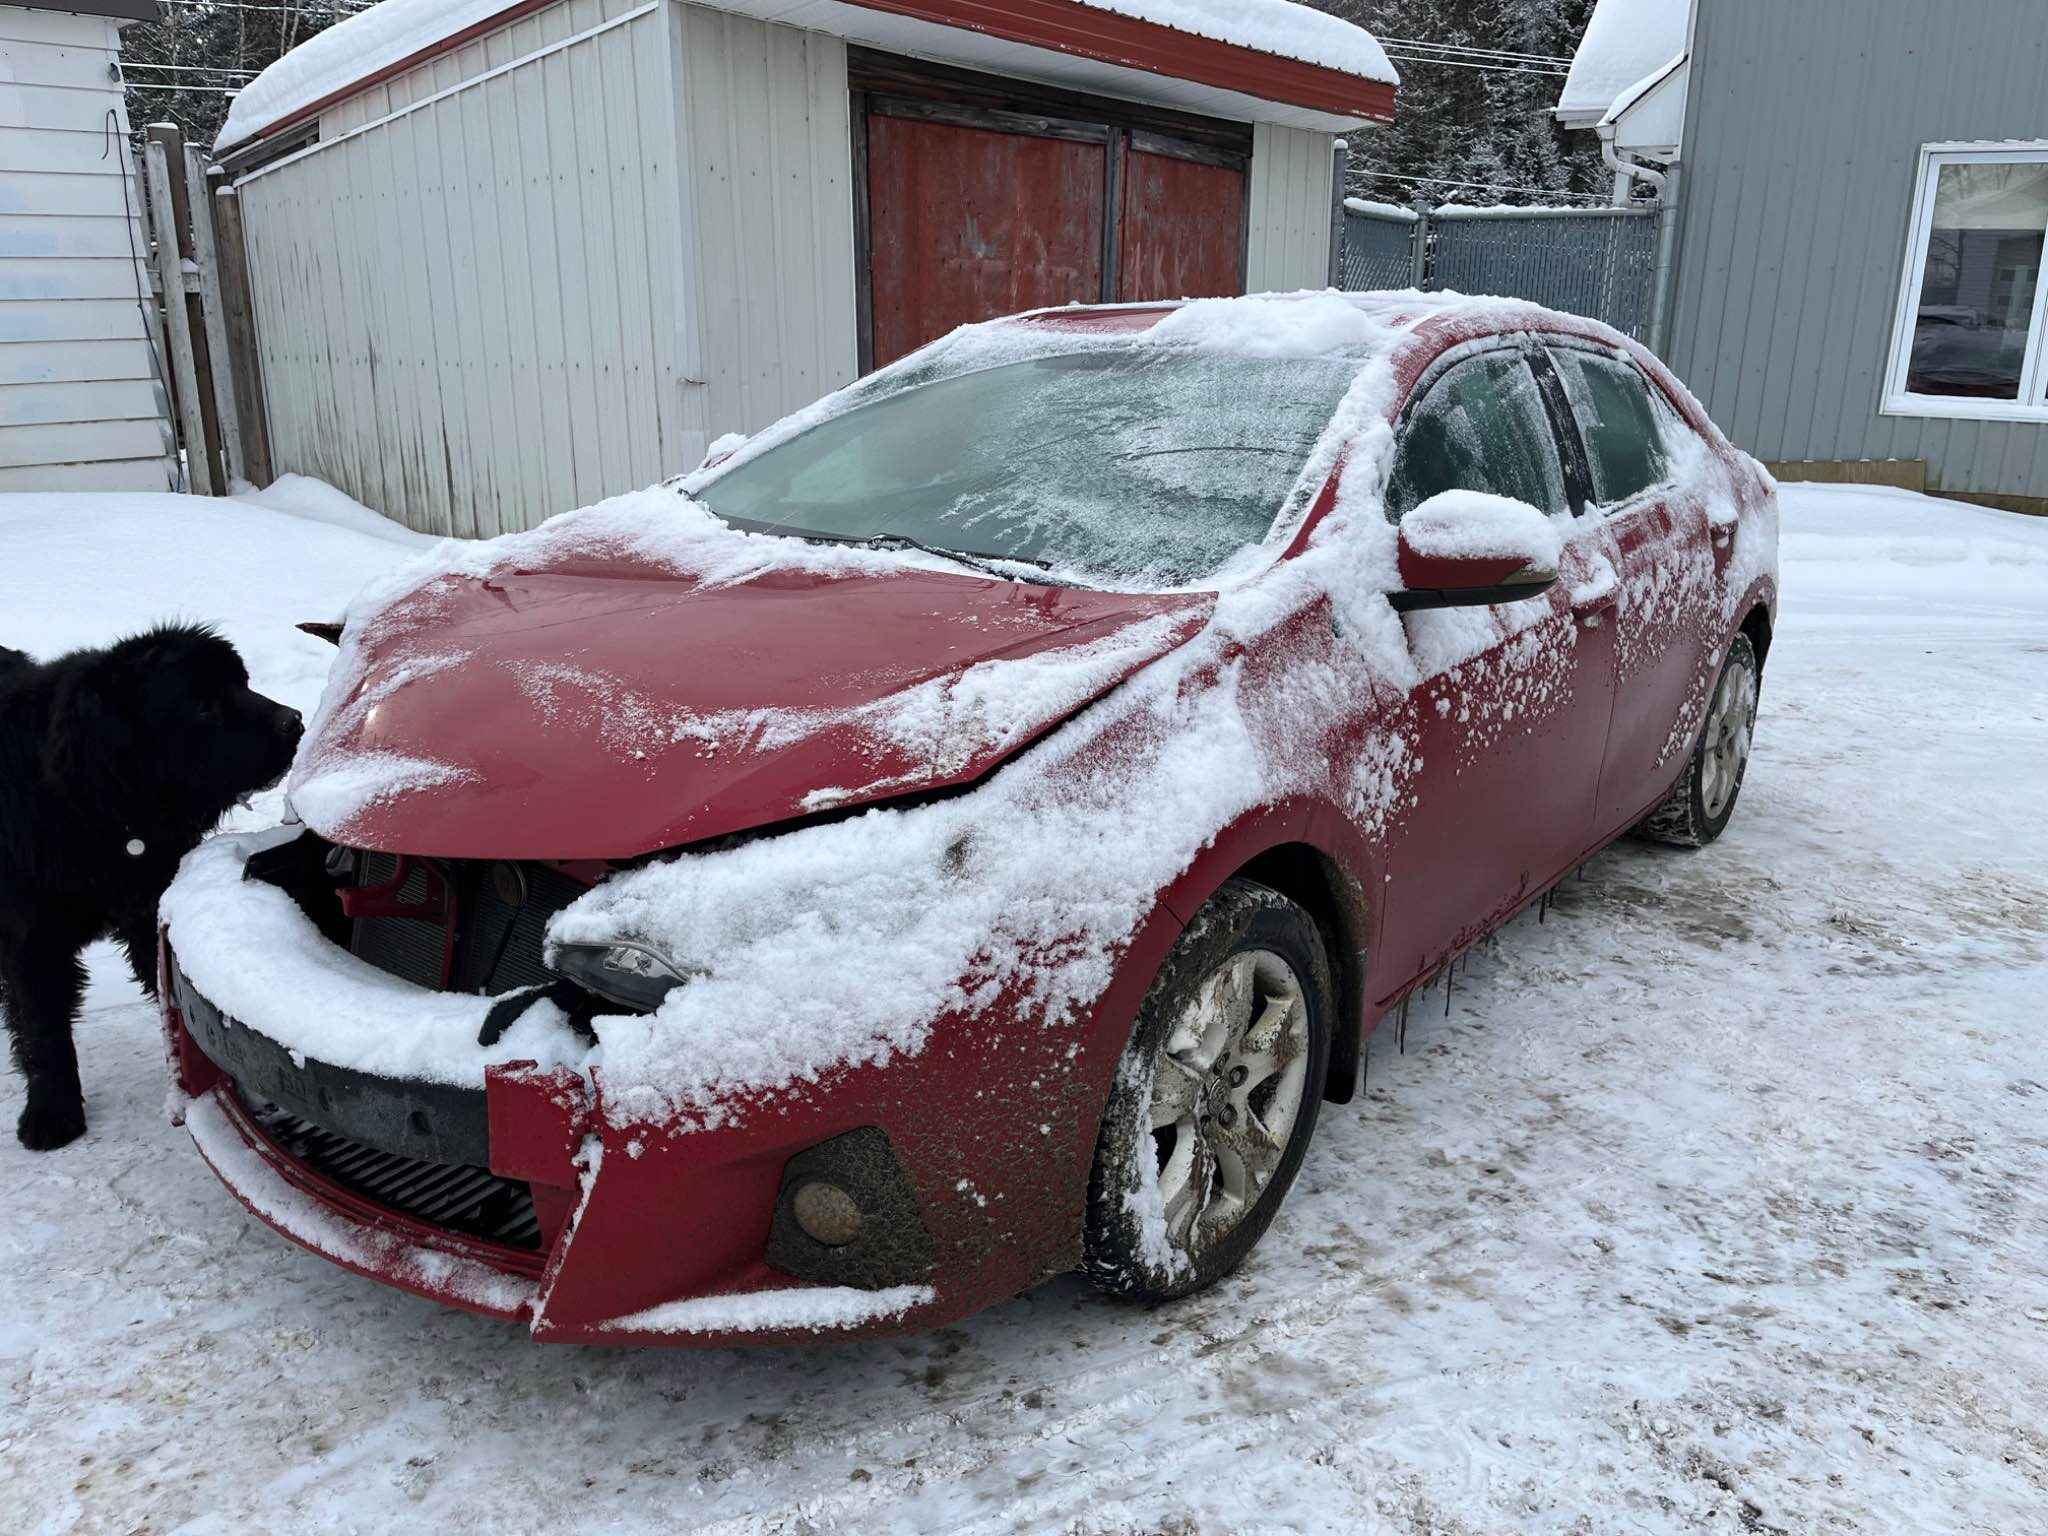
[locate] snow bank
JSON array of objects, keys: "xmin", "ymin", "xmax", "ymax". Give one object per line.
[
  {"xmin": 598, "ymin": 1283, "xmax": 934, "ymax": 1337},
  {"xmin": 218, "ymin": 0, "xmax": 1393, "ymax": 153},
  {"xmin": 1401, "ymin": 490, "xmax": 1564, "ymax": 568}
]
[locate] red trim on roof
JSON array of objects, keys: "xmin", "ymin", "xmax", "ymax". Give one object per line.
[
  {"xmin": 235, "ymin": 0, "xmax": 1394, "ymax": 151},
  {"xmin": 841, "ymin": 0, "xmax": 1396, "ymax": 124}
]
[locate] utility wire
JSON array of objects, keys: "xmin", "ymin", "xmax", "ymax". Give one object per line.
[{"xmin": 1375, "ymin": 35, "xmax": 1575, "ymax": 66}]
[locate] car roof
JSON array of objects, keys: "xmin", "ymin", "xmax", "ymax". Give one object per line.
[{"xmin": 1014, "ymin": 290, "xmax": 1633, "ymax": 359}]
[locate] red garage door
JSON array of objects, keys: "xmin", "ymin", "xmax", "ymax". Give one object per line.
[
  {"xmin": 855, "ymin": 61, "xmax": 1253, "ymax": 372},
  {"xmin": 865, "ymin": 111, "xmax": 1108, "ymax": 371},
  {"xmin": 1117, "ymin": 138, "xmax": 1248, "ymax": 304}
]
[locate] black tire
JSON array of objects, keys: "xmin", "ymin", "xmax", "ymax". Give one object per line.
[
  {"xmin": 1637, "ymin": 632, "xmax": 1760, "ymax": 848},
  {"xmin": 1082, "ymin": 879, "xmax": 1333, "ymax": 1304}
]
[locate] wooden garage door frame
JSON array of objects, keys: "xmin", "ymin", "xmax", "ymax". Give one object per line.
[{"xmin": 850, "ymin": 49, "xmax": 1251, "ymax": 373}]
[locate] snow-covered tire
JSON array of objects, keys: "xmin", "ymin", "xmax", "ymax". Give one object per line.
[
  {"xmin": 1637, "ymin": 633, "xmax": 1760, "ymax": 849},
  {"xmin": 1082, "ymin": 879, "xmax": 1333, "ymax": 1304}
]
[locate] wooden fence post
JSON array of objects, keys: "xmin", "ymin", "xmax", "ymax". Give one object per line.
[
  {"xmin": 186, "ymin": 147, "xmax": 244, "ymax": 486},
  {"xmin": 209, "ymin": 179, "xmax": 274, "ymax": 487},
  {"xmin": 143, "ymin": 137, "xmax": 213, "ymax": 497},
  {"xmin": 145, "ymin": 124, "xmax": 226, "ymax": 494}
]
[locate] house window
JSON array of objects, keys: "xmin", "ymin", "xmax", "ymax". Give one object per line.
[{"xmin": 1885, "ymin": 144, "xmax": 2048, "ymax": 422}]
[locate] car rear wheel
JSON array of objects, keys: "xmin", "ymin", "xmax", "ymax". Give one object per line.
[
  {"xmin": 1082, "ymin": 879, "xmax": 1333, "ymax": 1304},
  {"xmin": 1637, "ymin": 632, "xmax": 1760, "ymax": 848}
]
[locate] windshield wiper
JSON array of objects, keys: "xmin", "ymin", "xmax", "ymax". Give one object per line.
[{"xmin": 798, "ymin": 528, "xmax": 1079, "ymax": 585}]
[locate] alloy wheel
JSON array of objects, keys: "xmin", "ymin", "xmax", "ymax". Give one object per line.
[
  {"xmin": 1700, "ymin": 654, "xmax": 1758, "ymax": 820},
  {"xmin": 1147, "ymin": 950, "xmax": 1310, "ymax": 1258}
]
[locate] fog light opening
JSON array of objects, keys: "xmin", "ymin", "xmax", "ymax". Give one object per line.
[{"xmin": 792, "ymin": 1180, "xmax": 863, "ymax": 1247}]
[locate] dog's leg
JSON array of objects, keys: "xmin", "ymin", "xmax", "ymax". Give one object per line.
[
  {"xmin": 115, "ymin": 905, "xmax": 163, "ymax": 1000},
  {"xmin": 2, "ymin": 937, "xmax": 90, "ymax": 1150}
]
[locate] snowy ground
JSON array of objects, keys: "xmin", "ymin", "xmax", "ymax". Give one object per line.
[{"xmin": 3, "ymin": 480, "xmax": 2045, "ymax": 1534}]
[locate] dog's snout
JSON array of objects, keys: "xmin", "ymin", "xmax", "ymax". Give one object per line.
[{"xmin": 275, "ymin": 704, "xmax": 305, "ymax": 741}]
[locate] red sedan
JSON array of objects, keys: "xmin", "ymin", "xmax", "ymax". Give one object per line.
[{"xmin": 159, "ymin": 292, "xmax": 1778, "ymax": 1344}]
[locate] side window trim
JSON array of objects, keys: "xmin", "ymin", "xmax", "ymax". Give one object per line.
[
  {"xmin": 1524, "ymin": 345, "xmax": 1595, "ymax": 517},
  {"xmin": 1387, "ymin": 342, "xmax": 1570, "ymax": 521},
  {"xmin": 1541, "ymin": 340, "xmax": 1677, "ymax": 513}
]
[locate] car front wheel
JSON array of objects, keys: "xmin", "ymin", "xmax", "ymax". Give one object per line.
[
  {"xmin": 1082, "ymin": 878, "xmax": 1333, "ymax": 1304},
  {"xmin": 1638, "ymin": 632, "xmax": 1760, "ymax": 848}
]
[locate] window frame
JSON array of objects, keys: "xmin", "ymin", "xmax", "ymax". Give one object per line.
[
  {"xmin": 1385, "ymin": 338, "xmax": 1582, "ymax": 522},
  {"xmin": 1882, "ymin": 141, "xmax": 2048, "ymax": 424},
  {"xmin": 1537, "ymin": 340, "xmax": 1683, "ymax": 515}
]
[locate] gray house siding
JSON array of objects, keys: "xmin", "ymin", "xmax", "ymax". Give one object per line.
[{"xmin": 1667, "ymin": 0, "xmax": 2048, "ymax": 501}]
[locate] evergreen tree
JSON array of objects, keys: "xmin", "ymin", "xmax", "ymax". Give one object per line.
[
  {"xmin": 1309, "ymin": 0, "xmax": 1609, "ymax": 209},
  {"xmin": 122, "ymin": 0, "xmax": 364, "ymax": 149}
]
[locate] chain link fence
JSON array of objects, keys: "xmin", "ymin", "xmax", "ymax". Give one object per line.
[{"xmin": 1340, "ymin": 199, "xmax": 1666, "ymax": 344}]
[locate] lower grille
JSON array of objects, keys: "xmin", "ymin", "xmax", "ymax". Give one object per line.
[
  {"xmin": 349, "ymin": 854, "xmax": 592, "ymax": 995},
  {"xmin": 245, "ymin": 1099, "xmax": 542, "ymax": 1251}
]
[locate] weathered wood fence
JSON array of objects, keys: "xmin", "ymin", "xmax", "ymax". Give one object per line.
[{"xmin": 135, "ymin": 122, "xmax": 270, "ymax": 494}]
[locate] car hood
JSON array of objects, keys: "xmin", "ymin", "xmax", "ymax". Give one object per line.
[{"xmin": 291, "ymin": 552, "xmax": 1213, "ymax": 859}]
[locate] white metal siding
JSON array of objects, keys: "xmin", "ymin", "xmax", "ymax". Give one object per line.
[
  {"xmin": 673, "ymin": 1, "xmax": 857, "ymax": 441},
  {"xmin": 239, "ymin": 0, "xmax": 858, "ymax": 533},
  {"xmin": 239, "ymin": 0, "xmax": 685, "ymax": 535},
  {"xmin": 1667, "ymin": 0, "xmax": 2048, "ymax": 499},
  {"xmin": 0, "ymin": 6, "xmax": 170, "ymax": 491},
  {"xmin": 1245, "ymin": 123, "xmax": 1336, "ymax": 294}
]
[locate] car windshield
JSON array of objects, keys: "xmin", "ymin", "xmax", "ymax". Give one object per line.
[{"xmin": 695, "ymin": 349, "xmax": 1361, "ymax": 587}]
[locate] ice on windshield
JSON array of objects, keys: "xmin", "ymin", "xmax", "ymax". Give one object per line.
[{"xmin": 695, "ymin": 349, "xmax": 1365, "ymax": 588}]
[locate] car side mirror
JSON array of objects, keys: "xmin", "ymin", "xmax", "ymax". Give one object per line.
[{"xmin": 1391, "ymin": 491, "xmax": 1562, "ymax": 613}]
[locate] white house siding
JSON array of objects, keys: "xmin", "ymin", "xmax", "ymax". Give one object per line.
[
  {"xmin": 0, "ymin": 5, "xmax": 169, "ymax": 491},
  {"xmin": 238, "ymin": 0, "xmax": 686, "ymax": 536},
  {"xmin": 1245, "ymin": 123, "xmax": 1337, "ymax": 294}
]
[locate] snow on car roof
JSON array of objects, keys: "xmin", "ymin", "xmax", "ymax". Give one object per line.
[
  {"xmin": 1555, "ymin": 0, "xmax": 1688, "ymax": 125},
  {"xmin": 217, "ymin": 0, "xmax": 1397, "ymax": 153}
]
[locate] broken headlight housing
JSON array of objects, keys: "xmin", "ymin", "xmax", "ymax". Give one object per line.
[{"xmin": 549, "ymin": 939, "xmax": 691, "ymax": 1012}]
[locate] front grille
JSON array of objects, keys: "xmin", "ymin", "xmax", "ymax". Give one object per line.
[
  {"xmin": 245, "ymin": 1099, "xmax": 543, "ymax": 1251},
  {"xmin": 349, "ymin": 854, "xmax": 592, "ymax": 995}
]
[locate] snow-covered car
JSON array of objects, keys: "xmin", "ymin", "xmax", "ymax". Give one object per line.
[{"xmin": 158, "ymin": 292, "xmax": 1779, "ymax": 1345}]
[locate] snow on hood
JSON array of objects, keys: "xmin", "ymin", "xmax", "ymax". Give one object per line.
[{"xmin": 287, "ymin": 490, "xmax": 1212, "ymax": 858}]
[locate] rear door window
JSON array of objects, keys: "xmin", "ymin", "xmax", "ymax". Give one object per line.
[
  {"xmin": 1386, "ymin": 352, "xmax": 1570, "ymax": 520},
  {"xmin": 1547, "ymin": 348, "xmax": 1672, "ymax": 507}
]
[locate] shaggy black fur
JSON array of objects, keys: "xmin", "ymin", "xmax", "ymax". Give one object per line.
[{"xmin": 0, "ymin": 625, "xmax": 302, "ymax": 1150}]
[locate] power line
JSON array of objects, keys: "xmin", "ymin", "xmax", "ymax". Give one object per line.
[
  {"xmin": 122, "ymin": 62, "xmax": 263, "ymax": 75},
  {"xmin": 1380, "ymin": 50, "xmax": 1569, "ymax": 78},
  {"xmin": 1375, "ymin": 34, "xmax": 1575, "ymax": 66}
]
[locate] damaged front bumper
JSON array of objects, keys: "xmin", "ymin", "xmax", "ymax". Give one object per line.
[{"xmin": 162, "ymin": 944, "xmax": 954, "ymax": 1345}]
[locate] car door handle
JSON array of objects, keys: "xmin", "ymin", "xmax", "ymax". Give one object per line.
[{"xmin": 1572, "ymin": 591, "xmax": 1619, "ymax": 627}]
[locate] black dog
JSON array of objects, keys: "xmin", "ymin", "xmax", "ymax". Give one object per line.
[{"xmin": 0, "ymin": 625, "xmax": 302, "ymax": 1150}]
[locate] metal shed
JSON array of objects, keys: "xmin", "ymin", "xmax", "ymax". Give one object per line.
[{"xmin": 214, "ymin": 0, "xmax": 1397, "ymax": 536}]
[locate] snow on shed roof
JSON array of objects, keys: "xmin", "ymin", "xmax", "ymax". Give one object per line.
[
  {"xmin": 1555, "ymin": 0, "xmax": 1687, "ymax": 126},
  {"xmin": 217, "ymin": 0, "xmax": 1399, "ymax": 154}
]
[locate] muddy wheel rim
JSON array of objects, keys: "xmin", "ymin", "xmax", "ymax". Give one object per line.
[
  {"xmin": 1701, "ymin": 652, "xmax": 1757, "ymax": 820},
  {"xmin": 1149, "ymin": 950, "xmax": 1309, "ymax": 1258}
]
